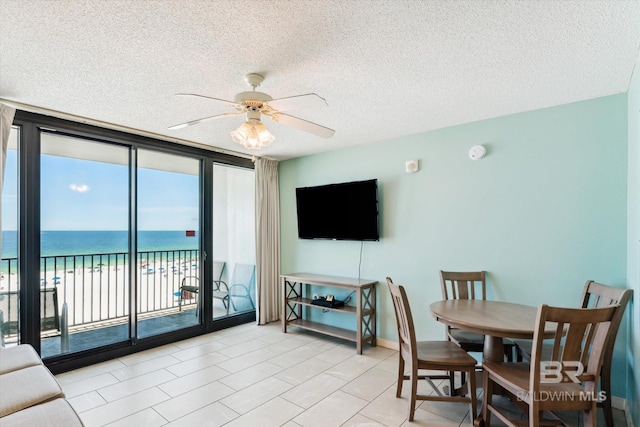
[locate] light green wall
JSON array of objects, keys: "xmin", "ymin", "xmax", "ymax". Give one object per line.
[
  {"xmin": 627, "ymin": 48, "xmax": 640, "ymax": 426},
  {"xmin": 280, "ymin": 94, "xmax": 629, "ymax": 398}
]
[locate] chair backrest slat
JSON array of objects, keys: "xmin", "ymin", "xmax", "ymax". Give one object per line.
[
  {"xmin": 440, "ymin": 271, "xmax": 486, "ymax": 301},
  {"xmin": 456, "ymin": 281, "xmax": 470, "ymax": 299}
]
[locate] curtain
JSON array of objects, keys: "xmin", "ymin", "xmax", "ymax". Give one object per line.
[
  {"xmin": 0, "ymin": 104, "xmax": 17, "ymax": 243},
  {"xmin": 255, "ymin": 157, "xmax": 281, "ymax": 325}
]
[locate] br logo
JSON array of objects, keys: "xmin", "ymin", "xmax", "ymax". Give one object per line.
[{"xmin": 540, "ymin": 361, "xmax": 584, "ymax": 383}]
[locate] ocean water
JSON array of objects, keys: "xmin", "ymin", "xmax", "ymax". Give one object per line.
[{"xmin": 1, "ymin": 230, "xmax": 200, "ymax": 259}]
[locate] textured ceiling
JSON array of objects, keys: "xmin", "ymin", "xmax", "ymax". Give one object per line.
[{"xmin": 1, "ymin": 0, "xmax": 639, "ymax": 160}]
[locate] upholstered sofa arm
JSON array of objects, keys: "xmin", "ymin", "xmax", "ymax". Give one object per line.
[{"xmin": 0, "ymin": 344, "xmax": 84, "ymax": 426}]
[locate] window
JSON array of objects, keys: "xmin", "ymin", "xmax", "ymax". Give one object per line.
[
  {"xmin": 1, "ymin": 127, "xmax": 19, "ymax": 347},
  {"xmin": 3, "ymin": 111, "xmax": 255, "ymax": 370},
  {"xmin": 212, "ymin": 164, "xmax": 256, "ymax": 319}
]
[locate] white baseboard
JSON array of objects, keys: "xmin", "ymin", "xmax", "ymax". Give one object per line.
[
  {"xmin": 611, "ymin": 395, "xmax": 625, "ymax": 411},
  {"xmin": 376, "ymin": 336, "xmax": 398, "ymax": 351},
  {"xmin": 373, "ymin": 338, "xmax": 634, "ymax": 427},
  {"xmin": 610, "ymin": 396, "xmax": 634, "ymax": 427}
]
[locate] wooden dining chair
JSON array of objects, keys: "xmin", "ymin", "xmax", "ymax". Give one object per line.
[
  {"xmin": 513, "ymin": 280, "xmax": 632, "ymax": 427},
  {"xmin": 482, "ymin": 304, "xmax": 617, "ymax": 427},
  {"xmin": 386, "ymin": 277, "xmax": 477, "ymax": 422},
  {"xmin": 439, "ymin": 271, "xmax": 515, "ymax": 370}
]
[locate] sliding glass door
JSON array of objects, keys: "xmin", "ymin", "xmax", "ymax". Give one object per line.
[
  {"xmin": 7, "ymin": 110, "xmax": 256, "ymax": 369},
  {"xmin": 212, "ymin": 164, "xmax": 255, "ymax": 319},
  {"xmin": 137, "ymin": 150, "xmax": 201, "ymax": 337},
  {"xmin": 40, "ymin": 133, "xmax": 130, "ymax": 357},
  {"xmin": 38, "ymin": 139, "xmax": 204, "ymax": 353}
]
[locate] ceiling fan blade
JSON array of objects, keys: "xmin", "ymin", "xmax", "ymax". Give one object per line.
[
  {"xmin": 271, "ymin": 113, "xmax": 335, "ymax": 139},
  {"xmin": 175, "ymin": 93, "xmax": 242, "ymax": 109},
  {"xmin": 168, "ymin": 112, "xmax": 243, "ymax": 130},
  {"xmin": 267, "ymin": 93, "xmax": 328, "ymax": 112}
]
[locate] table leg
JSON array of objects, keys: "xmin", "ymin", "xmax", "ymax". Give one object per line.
[
  {"xmin": 483, "ymin": 335, "xmax": 505, "ymax": 363},
  {"xmin": 356, "ymin": 288, "xmax": 362, "ymax": 354},
  {"xmin": 475, "ymin": 335, "xmax": 505, "ymax": 426}
]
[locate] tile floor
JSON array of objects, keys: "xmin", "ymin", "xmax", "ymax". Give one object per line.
[{"xmin": 56, "ymin": 322, "xmax": 628, "ymax": 426}]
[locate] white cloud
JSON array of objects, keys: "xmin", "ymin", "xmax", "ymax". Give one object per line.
[{"xmin": 70, "ymin": 184, "xmax": 90, "ymax": 193}]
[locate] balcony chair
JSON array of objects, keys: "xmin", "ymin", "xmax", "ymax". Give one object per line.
[
  {"xmin": 40, "ymin": 287, "xmax": 60, "ymax": 332},
  {"xmin": 227, "ymin": 263, "xmax": 255, "ymax": 313},
  {"xmin": 0, "ymin": 291, "xmax": 18, "ymax": 346},
  {"xmin": 1, "ymin": 287, "xmax": 60, "ymax": 346},
  {"xmin": 482, "ymin": 303, "xmax": 617, "ymax": 427},
  {"xmin": 211, "ymin": 261, "xmax": 229, "ymax": 314},
  {"xmin": 439, "ymin": 270, "xmax": 515, "ymax": 391},
  {"xmin": 386, "ymin": 277, "xmax": 477, "ymax": 422},
  {"xmin": 179, "ymin": 261, "xmax": 226, "ymax": 316},
  {"xmin": 178, "ymin": 276, "xmax": 199, "ymax": 315},
  {"xmin": 513, "ymin": 280, "xmax": 632, "ymax": 427}
]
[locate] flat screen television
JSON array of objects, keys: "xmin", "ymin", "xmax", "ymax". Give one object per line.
[{"xmin": 296, "ymin": 179, "xmax": 379, "ymax": 241}]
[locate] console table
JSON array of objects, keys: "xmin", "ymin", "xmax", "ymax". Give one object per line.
[{"xmin": 281, "ymin": 272, "xmax": 377, "ymax": 354}]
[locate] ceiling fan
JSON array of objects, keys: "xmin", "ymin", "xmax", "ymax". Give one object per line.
[{"xmin": 169, "ymin": 73, "xmax": 335, "ymax": 150}]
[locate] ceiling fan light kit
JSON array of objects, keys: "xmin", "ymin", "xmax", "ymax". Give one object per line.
[
  {"xmin": 169, "ymin": 73, "xmax": 335, "ymax": 150},
  {"xmin": 231, "ymin": 119, "xmax": 275, "ymax": 150}
]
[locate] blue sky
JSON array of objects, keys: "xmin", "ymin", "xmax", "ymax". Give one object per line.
[{"xmin": 2, "ymin": 150, "xmax": 199, "ymax": 231}]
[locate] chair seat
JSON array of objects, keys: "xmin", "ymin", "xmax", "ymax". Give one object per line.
[
  {"xmin": 212, "ymin": 290, "xmax": 228, "ymax": 299},
  {"xmin": 416, "ymin": 341, "xmax": 477, "ymax": 368},
  {"xmin": 512, "ymin": 338, "xmax": 532, "ymax": 358},
  {"xmin": 513, "ymin": 339, "xmax": 556, "ymax": 362},
  {"xmin": 483, "ymin": 361, "xmax": 595, "ymax": 411},
  {"xmin": 483, "ymin": 361, "xmax": 531, "ymax": 390},
  {"xmin": 449, "ymin": 328, "xmax": 516, "ymax": 359},
  {"xmin": 181, "ymin": 286, "xmax": 199, "ymax": 293},
  {"xmin": 448, "ymin": 328, "xmax": 485, "ymax": 345}
]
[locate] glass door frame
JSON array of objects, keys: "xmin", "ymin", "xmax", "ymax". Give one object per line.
[{"xmin": 11, "ymin": 110, "xmax": 255, "ymax": 373}]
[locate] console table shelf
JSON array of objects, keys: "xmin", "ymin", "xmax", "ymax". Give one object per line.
[
  {"xmin": 281, "ymin": 273, "xmax": 377, "ymax": 354},
  {"xmin": 286, "ymin": 319, "xmax": 357, "ymax": 342}
]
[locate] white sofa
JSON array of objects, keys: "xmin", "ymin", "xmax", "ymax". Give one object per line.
[{"xmin": 0, "ymin": 344, "xmax": 83, "ymax": 426}]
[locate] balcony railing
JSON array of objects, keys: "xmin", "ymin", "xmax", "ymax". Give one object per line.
[{"xmin": 0, "ymin": 249, "xmax": 200, "ymax": 342}]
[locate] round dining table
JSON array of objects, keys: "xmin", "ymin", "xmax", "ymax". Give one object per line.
[
  {"xmin": 430, "ymin": 300, "xmax": 557, "ymax": 427},
  {"xmin": 429, "ymin": 299, "xmax": 554, "ymax": 363}
]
